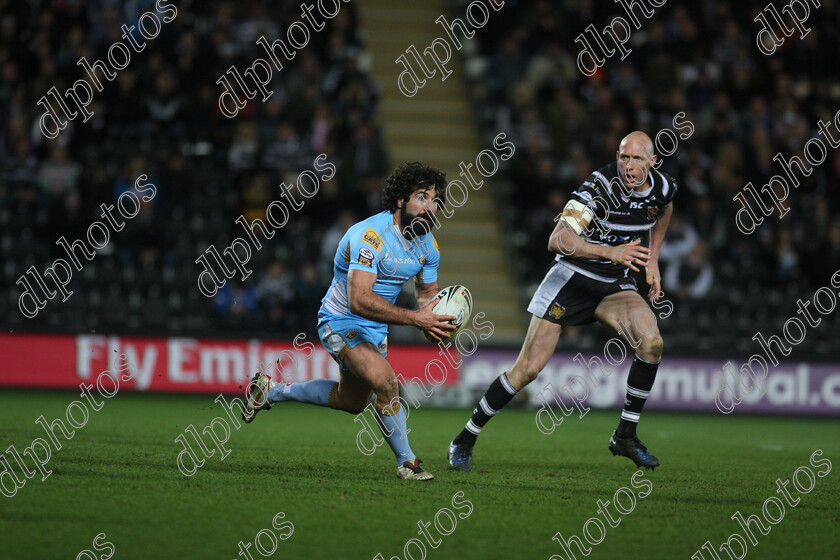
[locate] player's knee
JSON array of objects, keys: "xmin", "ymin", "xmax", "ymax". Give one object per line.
[
  {"xmin": 640, "ymin": 333, "xmax": 663, "ymax": 361},
  {"xmin": 522, "ymin": 368, "xmax": 541, "ymax": 385},
  {"xmin": 508, "ymin": 363, "xmax": 540, "ymax": 389},
  {"xmin": 369, "ymin": 373, "xmax": 398, "ymax": 398}
]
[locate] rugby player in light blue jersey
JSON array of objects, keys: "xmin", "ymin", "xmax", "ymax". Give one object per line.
[{"xmin": 243, "ymin": 163, "xmax": 456, "ymax": 480}]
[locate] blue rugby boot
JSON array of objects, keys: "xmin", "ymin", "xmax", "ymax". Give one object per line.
[
  {"xmin": 609, "ymin": 432, "xmax": 660, "ymax": 469},
  {"xmin": 447, "ymin": 442, "xmax": 473, "ymax": 472}
]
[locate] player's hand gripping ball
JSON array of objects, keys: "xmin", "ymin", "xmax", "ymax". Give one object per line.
[{"xmin": 424, "ymin": 285, "xmax": 473, "ymax": 342}]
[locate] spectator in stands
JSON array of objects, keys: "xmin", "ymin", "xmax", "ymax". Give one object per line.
[
  {"xmin": 262, "ymin": 122, "xmax": 306, "ymax": 172},
  {"xmin": 37, "ymin": 145, "xmax": 80, "ymax": 197},
  {"xmin": 318, "ymin": 209, "xmax": 356, "ymax": 279},
  {"xmin": 664, "ymin": 241, "xmax": 714, "ymax": 301},
  {"xmin": 655, "ymin": 212, "xmax": 699, "ymax": 280},
  {"xmin": 340, "ymin": 121, "xmax": 387, "ymax": 184},
  {"xmin": 256, "ymin": 260, "xmax": 296, "ymax": 332},
  {"xmin": 240, "ymin": 173, "xmax": 272, "ymax": 223},
  {"xmin": 228, "ymin": 122, "xmax": 259, "ymax": 171},
  {"xmin": 214, "ymin": 278, "xmax": 259, "ymax": 331},
  {"xmin": 294, "ymin": 262, "xmax": 327, "ymax": 337}
]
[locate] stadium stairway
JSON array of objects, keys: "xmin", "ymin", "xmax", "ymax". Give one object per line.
[{"xmin": 358, "ymin": 0, "xmax": 526, "ymax": 346}]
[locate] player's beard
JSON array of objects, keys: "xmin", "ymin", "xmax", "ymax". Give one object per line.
[{"xmin": 399, "ymin": 206, "xmax": 433, "ymax": 239}]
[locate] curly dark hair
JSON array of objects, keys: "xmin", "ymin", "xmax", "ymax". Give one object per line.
[{"xmin": 381, "ymin": 162, "xmax": 447, "ymax": 213}]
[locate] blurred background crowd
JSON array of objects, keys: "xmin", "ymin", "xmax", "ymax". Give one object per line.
[
  {"xmin": 0, "ymin": 0, "xmax": 385, "ymax": 337},
  {"xmin": 1, "ymin": 0, "xmax": 838, "ymax": 355},
  {"xmin": 468, "ymin": 0, "xmax": 840, "ymax": 353}
]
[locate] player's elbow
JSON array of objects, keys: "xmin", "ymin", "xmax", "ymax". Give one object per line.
[{"xmin": 549, "ymin": 230, "xmax": 571, "ymax": 256}]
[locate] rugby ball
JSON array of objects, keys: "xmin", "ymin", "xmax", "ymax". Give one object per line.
[{"xmin": 424, "ymin": 285, "xmax": 472, "ymax": 342}]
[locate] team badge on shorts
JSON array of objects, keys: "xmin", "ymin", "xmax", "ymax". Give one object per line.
[
  {"xmin": 358, "ymin": 247, "xmax": 375, "ymax": 267},
  {"xmin": 549, "ymin": 302, "xmax": 566, "ymax": 318},
  {"xmin": 346, "ymin": 329, "xmax": 359, "ymax": 339},
  {"xmin": 620, "ymin": 283, "xmax": 635, "ymax": 290}
]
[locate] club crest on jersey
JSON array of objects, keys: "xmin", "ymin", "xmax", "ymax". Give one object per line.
[
  {"xmin": 647, "ymin": 206, "xmax": 659, "ymax": 219},
  {"xmin": 362, "ymin": 228, "xmax": 382, "ymax": 250},
  {"xmin": 549, "ymin": 302, "xmax": 566, "ymax": 318},
  {"xmin": 358, "ymin": 247, "xmax": 375, "ymax": 267}
]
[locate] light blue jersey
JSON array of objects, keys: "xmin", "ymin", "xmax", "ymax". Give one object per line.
[
  {"xmin": 274, "ymin": 211, "xmax": 439, "ymax": 469},
  {"xmin": 317, "ymin": 211, "xmax": 440, "ymax": 362},
  {"xmin": 319, "ymin": 210, "xmax": 440, "ymax": 325}
]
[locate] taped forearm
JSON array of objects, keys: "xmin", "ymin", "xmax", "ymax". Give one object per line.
[
  {"xmin": 559, "ymin": 200, "xmax": 594, "ymax": 234},
  {"xmin": 549, "ymin": 222, "xmax": 611, "ymax": 260},
  {"xmin": 549, "ymin": 200, "xmax": 608, "ymax": 259}
]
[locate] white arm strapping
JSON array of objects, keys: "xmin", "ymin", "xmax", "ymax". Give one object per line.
[{"xmin": 559, "ymin": 199, "xmax": 594, "ymax": 234}]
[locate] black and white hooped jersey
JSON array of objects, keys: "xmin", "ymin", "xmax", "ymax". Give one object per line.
[{"xmin": 558, "ymin": 162, "xmax": 677, "ymax": 281}]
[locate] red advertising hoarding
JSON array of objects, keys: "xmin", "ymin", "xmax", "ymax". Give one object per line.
[{"xmin": 0, "ymin": 333, "xmax": 460, "ymax": 394}]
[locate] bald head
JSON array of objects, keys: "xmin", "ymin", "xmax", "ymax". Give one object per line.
[
  {"xmin": 616, "ymin": 131, "xmax": 657, "ymax": 190},
  {"xmin": 619, "ymin": 131, "xmax": 654, "ymax": 158}
]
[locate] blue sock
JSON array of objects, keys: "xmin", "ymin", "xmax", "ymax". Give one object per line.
[
  {"xmin": 375, "ymin": 406, "xmax": 416, "ymax": 466},
  {"xmin": 268, "ymin": 379, "xmax": 336, "ymax": 406}
]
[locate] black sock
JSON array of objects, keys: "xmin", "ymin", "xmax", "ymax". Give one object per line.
[
  {"xmin": 452, "ymin": 372, "xmax": 518, "ymax": 448},
  {"xmin": 616, "ymin": 355, "xmax": 659, "ymax": 438}
]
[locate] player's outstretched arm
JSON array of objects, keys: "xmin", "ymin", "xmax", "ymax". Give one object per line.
[
  {"xmin": 548, "ymin": 220, "xmax": 650, "ymax": 272},
  {"xmin": 645, "ymin": 202, "xmax": 673, "ymax": 302},
  {"xmin": 348, "ymin": 270, "xmax": 455, "ymax": 338}
]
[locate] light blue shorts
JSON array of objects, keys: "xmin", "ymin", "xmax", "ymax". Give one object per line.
[{"xmin": 317, "ymin": 315, "xmax": 388, "ymax": 369}]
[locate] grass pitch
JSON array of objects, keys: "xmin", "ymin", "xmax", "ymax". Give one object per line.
[{"xmin": 0, "ymin": 390, "xmax": 838, "ymax": 560}]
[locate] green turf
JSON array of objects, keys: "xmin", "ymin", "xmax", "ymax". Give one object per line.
[{"xmin": 0, "ymin": 390, "xmax": 838, "ymax": 560}]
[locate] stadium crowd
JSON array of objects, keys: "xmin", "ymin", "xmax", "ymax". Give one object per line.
[
  {"xmin": 468, "ymin": 0, "xmax": 839, "ymax": 352},
  {"xmin": 1, "ymin": 0, "xmax": 838, "ymax": 355},
  {"xmin": 0, "ymin": 0, "xmax": 385, "ymax": 337}
]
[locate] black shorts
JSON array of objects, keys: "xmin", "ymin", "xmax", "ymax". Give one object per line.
[{"xmin": 527, "ymin": 261, "xmax": 638, "ymax": 326}]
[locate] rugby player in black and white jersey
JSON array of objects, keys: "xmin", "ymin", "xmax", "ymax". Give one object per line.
[{"xmin": 448, "ymin": 131, "xmax": 676, "ymax": 471}]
